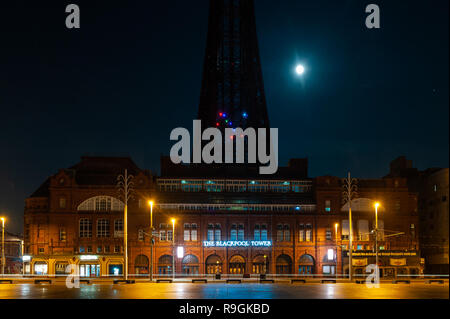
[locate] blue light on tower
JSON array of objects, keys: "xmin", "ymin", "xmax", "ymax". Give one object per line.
[{"xmin": 242, "ymin": 112, "xmax": 248, "ymax": 119}]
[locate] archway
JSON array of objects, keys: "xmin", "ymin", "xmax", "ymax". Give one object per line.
[
  {"xmin": 205, "ymin": 254, "xmax": 222, "ymax": 274},
  {"xmin": 182, "ymin": 254, "xmax": 199, "ymax": 275},
  {"xmin": 229, "ymin": 255, "xmax": 246, "ymax": 274},
  {"xmin": 157, "ymin": 255, "xmax": 173, "ymax": 275},
  {"xmin": 135, "ymin": 254, "xmax": 149, "ymax": 274},
  {"xmin": 276, "ymin": 254, "xmax": 292, "ymax": 275},
  {"xmin": 252, "ymin": 255, "xmax": 268, "ymax": 274},
  {"xmin": 298, "ymin": 254, "xmax": 315, "ymax": 275}
]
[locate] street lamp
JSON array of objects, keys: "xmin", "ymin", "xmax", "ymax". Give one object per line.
[
  {"xmin": 1, "ymin": 217, "xmax": 4, "ymax": 276},
  {"xmin": 374, "ymin": 202, "xmax": 381, "ymax": 280},
  {"xmin": 148, "ymin": 200, "xmax": 154, "ymax": 281},
  {"xmin": 342, "ymin": 172, "xmax": 358, "ymax": 281},
  {"xmin": 171, "ymin": 218, "xmax": 176, "ymax": 280},
  {"xmin": 335, "ymin": 223, "xmax": 339, "ymax": 278}
]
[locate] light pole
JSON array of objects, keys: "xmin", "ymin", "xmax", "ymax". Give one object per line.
[
  {"xmin": 148, "ymin": 200, "xmax": 154, "ymax": 281},
  {"xmin": 374, "ymin": 202, "xmax": 380, "ymax": 280},
  {"xmin": 1, "ymin": 217, "xmax": 4, "ymax": 276},
  {"xmin": 117, "ymin": 169, "xmax": 134, "ymax": 282},
  {"xmin": 335, "ymin": 223, "xmax": 339, "ymax": 278},
  {"xmin": 171, "ymin": 218, "xmax": 176, "ymax": 280},
  {"xmin": 342, "ymin": 172, "xmax": 358, "ymax": 281}
]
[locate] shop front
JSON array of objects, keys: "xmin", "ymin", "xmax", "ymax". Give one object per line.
[
  {"xmin": 344, "ymin": 250, "xmax": 421, "ymax": 278},
  {"xmin": 33, "ymin": 261, "xmax": 48, "ymax": 275}
]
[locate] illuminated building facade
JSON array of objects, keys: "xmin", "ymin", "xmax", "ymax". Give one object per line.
[{"xmin": 23, "ymin": 156, "xmax": 421, "ymax": 278}]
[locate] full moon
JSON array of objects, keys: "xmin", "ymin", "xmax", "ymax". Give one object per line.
[{"xmin": 295, "ymin": 64, "xmax": 305, "ymax": 75}]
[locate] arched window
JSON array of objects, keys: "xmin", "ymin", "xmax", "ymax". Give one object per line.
[
  {"xmin": 158, "ymin": 255, "xmax": 173, "ymax": 275},
  {"xmin": 237, "ymin": 224, "xmax": 245, "ymax": 241},
  {"xmin": 261, "ymin": 224, "xmax": 268, "ymax": 241},
  {"xmin": 230, "ymin": 224, "xmax": 237, "ymax": 241},
  {"xmin": 135, "ymin": 255, "xmax": 149, "ymax": 274},
  {"xmin": 276, "ymin": 254, "xmax": 292, "ymax": 274},
  {"xmin": 306, "ymin": 224, "xmax": 313, "ymax": 242},
  {"xmin": 277, "ymin": 224, "xmax": 283, "ymax": 241},
  {"xmin": 205, "ymin": 254, "xmax": 222, "ymax": 274},
  {"xmin": 207, "ymin": 224, "xmax": 214, "ymax": 241},
  {"xmin": 298, "ymin": 254, "xmax": 315, "ymax": 275},
  {"xmin": 229, "ymin": 255, "xmax": 246, "ymax": 274},
  {"xmin": 284, "ymin": 224, "xmax": 290, "ymax": 241},
  {"xmin": 214, "ymin": 224, "xmax": 221, "ymax": 241},
  {"xmin": 77, "ymin": 196, "xmax": 124, "ymax": 212},
  {"xmin": 191, "ymin": 223, "xmax": 198, "ymax": 241},
  {"xmin": 184, "ymin": 223, "xmax": 191, "ymax": 241},
  {"xmin": 254, "ymin": 224, "xmax": 260, "ymax": 241}
]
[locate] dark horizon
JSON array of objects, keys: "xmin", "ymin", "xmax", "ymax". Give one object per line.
[{"xmin": 0, "ymin": 0, "xmax": 448, "ymax": 233}]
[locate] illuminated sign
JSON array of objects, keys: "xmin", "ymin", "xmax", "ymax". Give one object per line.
[
  {"xmin": 203, "ymin": 241, "xmax": 272, "ymax": 247},
  {"xmin": 22, "ymin": 255, "xmax": 31, "ymax": 262},
  {"xmin": 177, "ymin": 246, "xmax": 184, "ymax": 258},
  {"xmin": 79, "ymin": 255, "xmax": 98, "ymax": 261}
]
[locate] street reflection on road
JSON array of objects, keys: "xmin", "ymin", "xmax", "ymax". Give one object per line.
[{"xmin": 0, "ymin": 282, "xmax": 447, "ymax": 299}]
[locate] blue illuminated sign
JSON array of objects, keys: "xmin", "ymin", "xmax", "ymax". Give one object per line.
[{"xmin": 203, "ymin": 241, "xmax": 272, "ymax": 247}]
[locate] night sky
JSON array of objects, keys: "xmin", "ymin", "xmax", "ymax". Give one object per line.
[{"xmin": 0, "ymin": 0, "xmax": 448, "ymax": 233}]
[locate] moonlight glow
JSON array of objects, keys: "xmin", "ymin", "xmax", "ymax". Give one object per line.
[{"xmin": 295, "ymin": 64, "xmax": 305, "ymax": 75}]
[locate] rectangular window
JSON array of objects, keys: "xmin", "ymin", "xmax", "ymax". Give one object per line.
[
  {"xmin": 254, "ymin": 230, "xmax": 261, "ymax": 241},
  {"xmin": 59, "ymin": 198, "xmax": 66, "ymax": 209},
  {"xmin": 325, "ymin": 200, "xmax": 331, "ymax": 212},
  {"xmin": 167, "ymin": 230, "xmax": 173, "ymax": 242},
  {"xmin": 59, "ymin": 228, "xmax": 67, "ymax": 242},
  {"xmin": 114, "ymin": 219, "xmax": 123, "ymax": 238},
  {"xmin": 357, "ymin": 220, "xmax": 369, "ymax": 241},
  {"xmin": 261, "ymin": 229, "xmax": 268, "ymax": 241},
  {"xmin": 207, "ymin": 229, "xmax": 214, "ymax": 241},
  {"xmin": 97, "ymin": 246, "xmax": 102, "ymax": 254},
  {"xmin": 184, "ymin": 230, "xmax": 190, "ymax": 241},
  {"xmin": 184, "ymin": 223, "xmax": 190, "ymax": 241},
  {"xmin": 214, "ymin": 229, "xmax": 221, "ymax": 241},
  {"xmin": 323, "ymin": 265, "xmax": 331, "ymax": 274},
  {"xmin": 104, "ymin": 246, "xmax": 110, "ymax": 253},
  {"xmin": 299, "ymin": 230, "xmax": 305, "ymax": 242},
  {"xmin": 79, "ymin": 219, "xmax": 92, "ymax": 238},
  {"xmin": 97, "ymin": 219, "xmax": 110, "ymax": 238},
  {"xmin": 138, "ymin": 229, "xmax": 144, "ymax": 241},
  {"xmin": 306, "ymin": 230, "xmax": 312, "ymax": 242},
  {"xmin": 230, "ymin": 229, "xmax": 237, "ymax": 241},
  {"xmin": 191, "ymin": 224, "xmax": 198, "ymax": 241},
  {"xmin": 87, "ymin": 246, "xmax": 92, "ymax": 253},
  {"xmin": 160, "ymin": 230, "xmax": 166, "ymax": 241},
  {"xmin": 284, "ymin": 230, "xmax": 290, "ymax": 242},
  {"xmin": 79, "ymin": 246, "xmax": 85, "ymax": 253},
  {"xmin": 238, "ymin": 229, "xmax": 244, "ymax": 241},
  {"xmin": 325, "ymin": 230, "xmax": 332, "ymax": 241},
  {"xmin": 114, "ymin": 245, "xmax": 120, "ymax": 253}
]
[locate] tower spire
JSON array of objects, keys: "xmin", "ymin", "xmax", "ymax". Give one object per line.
[{"xmin": 198, "ymin": 0, "xmax": 270, "ymax": 131}]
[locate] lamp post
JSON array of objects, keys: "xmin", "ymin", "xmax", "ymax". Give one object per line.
[
  {"xmin": 1, "ymin": 217, "xmax": 4, "ymax": 276},
  {"xmin": 148, "ymin": 200, "xmax": 154, "ymax": 282},
  {"xmin": 117, "ymin": 169, "xmax": 134, "ymax": 282},
  {"xmin": 335, "ymin": 223, "xmax": 339, "ymax": 278},
  {"xmin": 171, "ymin": 218, "xmax": 176, "ymax": 280},
  {"xmin": 342, "ymin": 172, "xmax": 358, "ymax": 281},
  {"xmin": 374, "ymin": 202, "xmax": 380, "ymax": 280}
]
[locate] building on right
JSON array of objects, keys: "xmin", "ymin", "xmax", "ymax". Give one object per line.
[{"xmin": 386, "ymin": 156, "xmax": 449, "ymax": 275}]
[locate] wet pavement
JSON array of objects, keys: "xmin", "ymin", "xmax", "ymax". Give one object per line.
[{"xmin": 0, "ymin": 282, "xmax": 448, "ymax": 299}]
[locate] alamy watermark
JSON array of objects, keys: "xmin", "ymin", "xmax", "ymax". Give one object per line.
[{"xmin": 169, "ymin": 120, "xmax": 279, "ymax": 175}]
